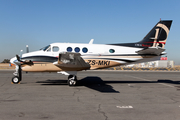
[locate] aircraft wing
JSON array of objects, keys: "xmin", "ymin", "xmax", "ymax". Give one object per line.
[
  {"xmin": 136, "ymin": 47, "xmax": 165, "ymax": 56},
  {"xmin": 53, "ymin": 52, "xmax": 91, "ymax": 71}
]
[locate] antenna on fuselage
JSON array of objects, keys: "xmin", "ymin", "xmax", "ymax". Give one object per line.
[
  {"xmin": 89, "ymin": 39, "xmax": 94, "ymax": 44},
  {"xmin": 26, "ymin": 45, "xmax": 29, "ymax": 53}
]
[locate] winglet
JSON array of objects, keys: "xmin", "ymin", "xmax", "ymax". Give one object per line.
[{"xmin": 89, "ymin": 39, "xmax": 94, "ymax": 44}]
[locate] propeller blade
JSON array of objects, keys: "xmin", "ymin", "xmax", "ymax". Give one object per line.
[{"xmin": 16, "ymin": 55, "xmax": 21, "ymax": 62}]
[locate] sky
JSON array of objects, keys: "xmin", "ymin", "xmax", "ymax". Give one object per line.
[{"xmin": 0, "ymin": 0, "xmax": 180, "ymax": 64}]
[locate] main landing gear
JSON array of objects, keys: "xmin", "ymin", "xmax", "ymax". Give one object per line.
[
  {"xmin": 58, "ymin": 71, "xmax": 78, "ymax": 87},
  {"xmin": 68, "ymin": 75, "xmax": 77, "ymax": 86}
]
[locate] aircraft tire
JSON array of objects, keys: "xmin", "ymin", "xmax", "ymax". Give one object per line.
[
  {"xmin": 12, "ymin": 76, "xmax": 20, "ymax": 84},
  {"xmin": 68, "ymin": 75, "xmax": 77, "ymax": 86}
]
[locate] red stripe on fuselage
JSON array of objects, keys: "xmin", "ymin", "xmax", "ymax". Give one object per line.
[{"xmin": 145, "ymin": 42, "xmax": 166, "ymax": 44}]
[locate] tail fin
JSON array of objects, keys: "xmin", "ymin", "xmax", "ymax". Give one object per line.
[{"xmin": 138, "ymin": 20, "xmax": 172, "ymax": 48}]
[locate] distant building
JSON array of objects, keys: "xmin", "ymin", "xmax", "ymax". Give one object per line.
[{"xmin": 125, "ymin": 57, "xmax": 174, "ymax": 68}]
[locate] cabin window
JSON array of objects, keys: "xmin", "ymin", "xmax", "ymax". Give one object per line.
[
  {"xmin": 75, "ymin": 47, "xmax": 80, "ymax": 52},
  {"xmin": 53, "ymin": 46, "xmax": 59, "ymax": 52},
  {"xmin": 82, "ymin": 47, "xmax": 88, "ymax": 53},
  {"xmin": 67, "ymin": 47, "xmax": 72, "ymax": 52},
  {"xmin": 109, "ymin": 49, "xmax": 115, "ymax": 53}
]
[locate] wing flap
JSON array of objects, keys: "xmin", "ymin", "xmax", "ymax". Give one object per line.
[{"xmin": 54, "ymin": 52, "xmax": 90, "ymax": 71}]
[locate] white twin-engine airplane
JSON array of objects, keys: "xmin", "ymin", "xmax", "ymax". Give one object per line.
[{"xmin": 10, "ymin": 20, "xmax": 172, "ymax": 86}]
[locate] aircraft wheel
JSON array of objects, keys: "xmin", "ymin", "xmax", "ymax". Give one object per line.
[
  {"xmin": 12, "ymin": 76, "xmax": 20, "ymax": 84},
  {"xmin": 68, "ymin": 75, "xmax": 77, "ymax": 86}
]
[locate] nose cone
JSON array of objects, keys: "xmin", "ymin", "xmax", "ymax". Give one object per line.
[{"xmin": 10, "ymin": 57, "xmax": 17, "ymax": 64}]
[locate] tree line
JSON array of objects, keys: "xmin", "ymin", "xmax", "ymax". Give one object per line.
[{"xmin": 1, "ymin": 59, "xmax": 10, "ymax": 63}]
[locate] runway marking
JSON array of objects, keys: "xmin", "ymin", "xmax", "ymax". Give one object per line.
[
  {"xmin": 116, "ymin": 106, "xmax": 133, "ymax": 108},
  {"xmin": 127, "ymin": 75, "xmax": 175, "ymax": 88}
]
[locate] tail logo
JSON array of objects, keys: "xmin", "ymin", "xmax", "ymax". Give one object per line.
[{"xmin": 151, "ymin": 23, "xmax": 169, "ymax": 48}]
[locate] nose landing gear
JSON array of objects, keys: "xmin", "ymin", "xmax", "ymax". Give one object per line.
[
  {"xmin": 12, "ymin": 76, "xmax": 21, "ymax": 84},
  {"xmin": 12, "ymin": 65, "xmax": 21, "ymax": 84}
]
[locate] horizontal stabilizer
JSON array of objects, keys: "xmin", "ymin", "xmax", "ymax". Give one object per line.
[
  {"xmin": 136, "ymin": 47, "xmax": 165, "ymax": 56},
  {"xmin": 54, "ymin": 52, "xmax": 90, "ymax": 71}
]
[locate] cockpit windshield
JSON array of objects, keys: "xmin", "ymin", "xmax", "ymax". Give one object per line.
[{"xmin": 40, "ymin": 45, "xmax": 51, "ymax": 51}]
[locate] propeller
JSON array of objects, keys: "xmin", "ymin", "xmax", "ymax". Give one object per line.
[
  {"xmin": 16, "ymin": 55, "xmax": 21, "ymax": 62},
  {"xmin": 12, "ymin": 45, "xmax": 33, "ymax": 84},
  {"xmin": 15, "ymin": 54, "xmax": 33, "ymax": 65},
  {"xmin": 14, "ymin": 53, "xmax": 33, "ymax": 81},
  {"xmin": 16, "ymin": 45, "xmax": 33, "ymax": 65}
]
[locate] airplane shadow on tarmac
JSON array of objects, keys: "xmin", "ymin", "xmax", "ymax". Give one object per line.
[
  {"xmin": 36, "ymin": 77, "xmax": 180, "ymax": 93},
  {"xmin": 157, "ymin": 79, "xmax": 180, "ymax": 84},
  {"xmin": 37, "ymin": 76, "xmax": 120, "ymax": 93}
]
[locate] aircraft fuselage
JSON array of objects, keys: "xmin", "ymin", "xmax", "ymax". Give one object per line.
[{"xmin": 11, "ymin": 43, "xmax": 160, "ymax": 72}]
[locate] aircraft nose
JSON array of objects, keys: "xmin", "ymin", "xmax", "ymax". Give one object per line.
[{"xmin": 10, "ymin": 57, "xmax": 17, "ymax": 64}]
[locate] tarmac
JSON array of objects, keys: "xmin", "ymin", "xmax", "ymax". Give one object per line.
[{"xmin": 0, "ymin": 70, "xmax": 180, "ymax": 120}]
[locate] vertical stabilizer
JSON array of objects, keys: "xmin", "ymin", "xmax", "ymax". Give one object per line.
[{"xmin": 138, "ymin": 20, "xmax": 172, "ymax": 48}]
